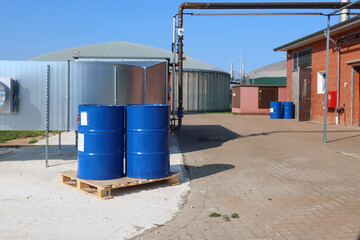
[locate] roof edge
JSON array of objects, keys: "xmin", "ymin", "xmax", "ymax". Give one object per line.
[{"xmin": 274, "ymin": 16, "xmax": 360, "ymax": 52}]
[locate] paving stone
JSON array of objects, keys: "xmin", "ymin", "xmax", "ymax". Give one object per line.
[{"xmin": 133, "ymin": 115, "xmax": 360, "ymax": 240}]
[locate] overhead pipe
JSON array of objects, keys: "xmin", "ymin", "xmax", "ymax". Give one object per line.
[{"xmin": 175, "ymin": 2, "xmax": 360, "ymax": 131}]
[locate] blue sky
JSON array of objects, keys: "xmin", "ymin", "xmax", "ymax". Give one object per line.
[{"xmin": 0, "ymin": 0, "xmax": 348, "ymax": 74}]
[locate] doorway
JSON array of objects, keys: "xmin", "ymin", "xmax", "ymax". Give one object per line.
[
  {"xmin": 258, "ymin": 87, "xmax": 278, "ymax": 109},
  {"xmin": 298, "ymin": 67, "xmax": 312, "ymax": 121}
]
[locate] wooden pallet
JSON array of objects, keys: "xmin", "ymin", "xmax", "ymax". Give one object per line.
[{"xmin": 59, "ymin": 170, "xmax": 180, "ymax": 200}]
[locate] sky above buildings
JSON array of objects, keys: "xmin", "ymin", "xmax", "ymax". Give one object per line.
[{"xmin": 0, "ymin": 0, "xmax": 351, "ymax": 74}]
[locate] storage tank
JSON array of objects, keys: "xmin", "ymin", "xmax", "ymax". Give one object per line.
[
  {"xmin": 77, "ymin": 105, "xmax": 124, "ymax": 180},
  {"xmin": 126, "ymin": 104, "xmax": 170, "ymax": 179}
]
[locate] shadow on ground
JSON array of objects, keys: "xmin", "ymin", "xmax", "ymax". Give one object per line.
[
  {"xmin": 0, "ymin": 145, "xmax": 77, "ymax": 162},
  {"xmin": 176, "ymin": 125, "xmax": 360, "ymax": 153},
  {"xmin": 177, "ymin": 125, "xmax": 240, "ymax": 154},
  {"xmin": 111, "ymin": 163, "xmax": 234, "ymax": 198}
]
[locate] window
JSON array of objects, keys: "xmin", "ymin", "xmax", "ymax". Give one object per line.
[
  {"xmin": 317, "ymin": 71, "xmax": 326, "ymax": 94},
  {"xmin": 293, "ymin": 52, "xmax": 298, "ymax": 71},
  {"xmin": 293, "ymin": 48, "xmax": 312, "ymax": 71}
]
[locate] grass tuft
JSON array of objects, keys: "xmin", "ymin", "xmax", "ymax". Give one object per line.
[
  {"xmin": 0, "ymin": 131, "xmax": 45, "ymax": 143},
  {"xmin": 209, "ymin": 212, "xmax": 221, "ymax": 218},
  {"xmin": 28, "ymin": 139, "xmax": 38, "ymax": 144}
]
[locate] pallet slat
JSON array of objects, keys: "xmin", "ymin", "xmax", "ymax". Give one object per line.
[{"xmin": 59, "ymin": 170, "xmax": 180, "ymax": 200}]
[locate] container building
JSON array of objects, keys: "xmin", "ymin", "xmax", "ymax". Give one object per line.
[{"xmin": 232, "ymin": 61, "xmax": 287, "ymax": 114}]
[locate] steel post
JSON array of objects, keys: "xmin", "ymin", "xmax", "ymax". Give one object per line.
[
  {"xmin": 45, "ymin": 65, "xmax": 50, "ymax": 167},
  {"xmin": 351, "ymin": 66, "xmax": 354, "ymax": 126},
  {"xmin": 58, "ymin": 131, "xmax": 61, "ymax": 156},
  {"xmin": 324, "ymin": 15, "xmax": 330, "ymax": 143}
]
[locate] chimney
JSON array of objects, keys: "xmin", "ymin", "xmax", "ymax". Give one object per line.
[
  {"xmin": 230, "ymin": 62, "xmax": 234, "ymax": 79},
  {"xmin": 241, "ymin": 61, "xmax": 245, "ymax": 78},
  {"xmin": 340, "ymin": 0, "xmax": 350, "ymax": 22}
]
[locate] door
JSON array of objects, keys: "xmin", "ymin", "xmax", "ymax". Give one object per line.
[
  {"xmin": 299, "ymin": 67, "xmax": 312, "ymax": 121},
  {"xmin": 259, "ymin": 87, "xmax": 278, "ymax": 109},
  {"xmin": 232, "ymin": 87, "xmax": 240, "ymax": 108}
]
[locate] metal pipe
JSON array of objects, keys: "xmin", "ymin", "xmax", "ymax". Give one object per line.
[
  {"xmin": 45, "ymin": 65, "xmax": 50, "ymax": 167},
  {"xmin": 324, "ymin": 15, "xmax": 330, "ymax": 143},
  {"xmin": 143, "ymin": 67, "xmax": 146, "ymax": 104},
  {"xmin": 330, "ymin": 0, "xmax": 360, "ymax": 15},
  {"xmin": 66, "ymin": 60, "xmax": 70, "ymax": 132},
  {"xmin": 177, "ymin": 4, "xmax": 185, "ymax": 130},
  {"xmin": 340, "ymin": 0, "xmax": 350, "ymax": 22},
  {"xmin": 176, "ymin": 1, "xmax": 360, "ymax": 131},
  {"xmin": 58, "ymin": 131, "xmax": 61, "ymax": 156},
  {"xmin": 182, "ymin": 2, "xmax": 360, "ymax": 10},
  {"xmin": 192, "ymin": 12, "xmax": 324, "ymax": 16},
  {"xmin": 336, "ymin": 47, "xmax": 340, "ymax": 125},
  {"xmin": 351, "ymin": 66, "xmax": 354, "ymax": 126},
  {"xmin": 172, "ymin": 15, "xmax": 177, "ymax": 124},
  {"xmin": 177, "ymin": 0, "xmax": 360, "ymax": 131},
  {"xmin": 114, "ymin": 66, "xmax": 118, "ymax": 104}
]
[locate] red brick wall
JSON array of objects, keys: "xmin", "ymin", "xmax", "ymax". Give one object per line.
[{"xmin": 287, "ymin": 27, "xmax": 360, "ymax": 126}]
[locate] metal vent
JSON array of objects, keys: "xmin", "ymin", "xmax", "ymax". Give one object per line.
[
  {"xmin": 293, "ymin": 52, "xmax": 298, "ymax": 70},
  {"xmin": 298, "ymin": 48, "xmax": 312, "ymax": 67}
]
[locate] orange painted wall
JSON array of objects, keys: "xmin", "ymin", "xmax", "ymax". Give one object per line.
[{"xmin": 286, "ymin": 27, "xmax": 360, "ymax": 126}]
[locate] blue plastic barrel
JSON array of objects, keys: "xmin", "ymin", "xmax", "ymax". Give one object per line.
[
  {"xmin": 126, "ymin": 104, "xmax": 170, "ymax": 179},
  {"xmin": 283, "ymin": 102, "xmax": 294, "ymax": 119},
  {"xmin": 270, "ymin": 101, "xmax": 282, "ymax": 119},
  {"xmin": 77, "ymin": 105, "xmax": 124, "ymax": 180}
]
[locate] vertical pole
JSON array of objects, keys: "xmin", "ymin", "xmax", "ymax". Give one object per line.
[
  {"xmin": 336, "ymin": 47, "xmax": 340, "ymax": 124},
  {"xmin": 351, "ymin": 66, "xmax": 354, "ymax": 126},
  {"xmin": 66, "ymin": 60, "xmax": 70, "ymax": 132},
  {"xmin": 324, "ymin": 15, "xmax": 330, "ymax": 143},
  {"xmin": 172, "ymin": 15, "xmax": 177, "ymax": 123},
  {"xmin": 165, "ymin": 60, "xmax": 169, "ymax": 104},
  {"xmin": 177, "ymin": 7, "xmax": 184, "ymax": 129},
  {"xmin": 143, "ymin": 68, "xmax": 146, "ymax": 104},
  {"xmin": 45, "ymin": 65, "xmax": 50, "ymax": 167},
  {"xmin": 58, "ymin": 131, "xmax": 61, "ymax": 156},
  {"xmin": 114, "ymin": 66, "xmax": 118, "ymax": 105},
  {"xmin": 75, "ymin": 130, "xmax": 78, "ymax": 148}
]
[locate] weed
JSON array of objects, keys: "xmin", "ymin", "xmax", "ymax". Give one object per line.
[
  {"xmin": 0, "ymin": 131, "xmax": 45, "ymax": 143},
  {"xmin": 28, "ymin": 139, "xmax": 38, "ymax": 144},
  {"xmin": 268, "ymin": 198, "xmax": 272, "ymax": 201},
  {"xmin": 231, "ymin": 213, "xmax": 239, "ymax": 218},
  {"xmin": 209, "ymin": 212, "xmax": 221, "ymax": 217}
]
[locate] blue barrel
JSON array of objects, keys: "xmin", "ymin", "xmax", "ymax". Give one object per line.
[
  {"xmin": 126, "ymin": 104, "xmax": 170, "ymax": 179},
  {"xmin": 270, "ymin": 101, "xmax": 282, "ymax": 119},
  {"xmin": 77, "ymin": 105, "xmax": 124, "ymax": 180},
  {"xmin": 283, "ymin": 102, "xmax": 294, "ymax": 119}
]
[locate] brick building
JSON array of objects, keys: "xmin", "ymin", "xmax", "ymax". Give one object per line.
[{"xmin": 274, "ymin": 16, "xmax": 360, "ymax": 126}]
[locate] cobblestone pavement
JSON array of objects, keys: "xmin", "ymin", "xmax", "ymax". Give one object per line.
[{"xmin": 134, "ymin": 114, "xmax": 360, "ymax": 240}]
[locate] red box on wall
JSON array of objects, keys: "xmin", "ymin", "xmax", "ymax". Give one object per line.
[{"xmin": 327, "ymin": 91, "xmax": 337, "ymax": 108}]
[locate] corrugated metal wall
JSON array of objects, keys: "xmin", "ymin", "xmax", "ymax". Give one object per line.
[
  {"xmin": 0, "ymin": 61, "xmax": 68, "ymax": 130},
  {"xmin": 0, "ymin": 61, "xmax": 167, "ymax": 131},
  {"xmin": 172, "ymin": 70, "xmax": 230, "ymax": 114}
]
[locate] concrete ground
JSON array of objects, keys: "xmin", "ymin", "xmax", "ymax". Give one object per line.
[
  {"xmin": 0, "ymin": 131, "xmax": 189, "ymax": 240},
  {"xmin": 136, "ymin": 114, "xmax": 360, "ymax": 240}
]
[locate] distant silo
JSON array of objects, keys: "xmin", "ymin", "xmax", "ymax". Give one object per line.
[{"xmin": 30, "ymin": 41, "xmax": 230, "ymax": 114}]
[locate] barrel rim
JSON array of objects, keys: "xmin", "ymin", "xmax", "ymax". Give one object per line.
[
  {"xmin": 79, "ymin": 104, "xmax": 125, "ymax": 108},
  {"xmin": 126, "ymin": 104, "xmax": 170, "ymax": 107}
]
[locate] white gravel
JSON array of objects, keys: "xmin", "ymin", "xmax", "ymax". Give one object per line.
[{"xmin": 0, "ymin": 131, "xmax": 189, "ymax": 240}]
